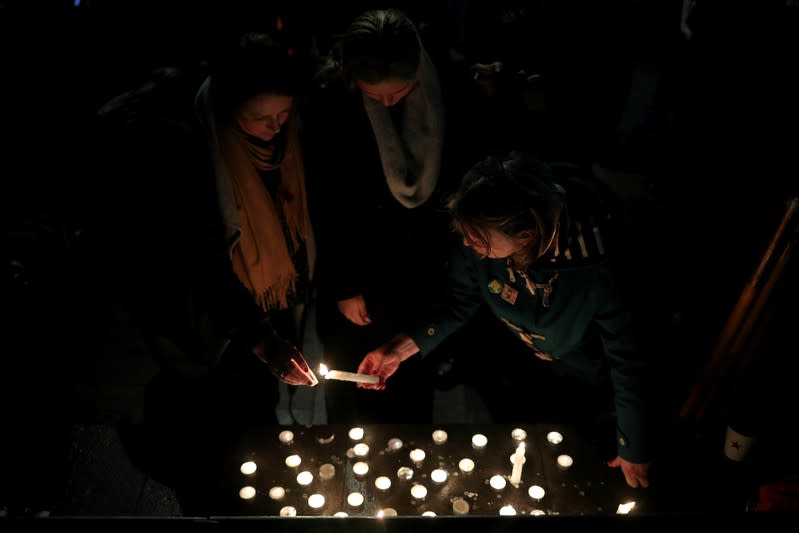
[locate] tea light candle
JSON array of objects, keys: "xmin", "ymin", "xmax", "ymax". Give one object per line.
[
  {"xmin": 319, "ymin": 463, "xmax": 335, "ymax": 480},
  {"xmin": 452, "ymin": 498, "xmax": 470, "ymax": 515},
  {"xmin": 471, "ymin": 433, "xmax": 488, "ymax": 449},
  {"xmin": 410, "ymin": 484, "xmax": 428, "ymax": 500},
  {"xmin": 430, "ymin": 468, "xmax": 448, "ymax": 484},
  {"xmin": 279, "ymin": 506, "xmax": 297, "ymax": 517},
  {"xmin": 352, "ymin": 461, "xmax": 369, "ymax": 476},
  {"xmin": 458, "ymin": 458, "xmax": 475, "ymax": 473},
  {"xmin": 490, "ymin": 474, "xmax": 507, "ymax": 490},
  {"xmin": 285, "ymin": 454, "xmax": 301, "ymax": 468},
  {"xmin": 375, "ymin": 476, "xmax": 391, "ymax": 491},
  {"xmin": 557, "ymin": 454, "xmax": 573, "ymax": 469},
  {"xmin": 296, "ymin": 471, "xmax": 313, "ymax": 485},
  {"xmin": 546, "ymin": 431, "xmax": 564, "ymax": 445},
  {"xmin": 499, "ymin": 505, "xmax": 517, "ymax": 515},
  {"xmin": 432, "ymin": 429, "xmax": 448, "ymax": 444},
  {"xmin": 353, "ymin": 443, "xmax": 370, "ymax": 457},
  {"xmin": 409, "ymin": 448, "xmax": 426, "ymax": 463},
  {"xmin": 334, "ymin": 512, "xmax": 348, "ymax": 517},
  {"xmin": 616, "ymin": 501, "xmax": 636, "ymax": 514},
  {"xmin": 422, "ymin": 511, "xmax": 436, "ymax": 516},
  {"xmin": 268, "ymin": 486, "xmax": 285, "ymax": 500},
  {"xmin": 347, "ymin": 492, "xmax": 364, "ymax": 507},
  {"xmin": 348, "ymin": 427, "xmax": 364, "ymax": 441},
  {"xmin": 397, "ymin": 466, "xmax": 414, "ymax": 480},
  {"xmin": 378, "ymin": 508, "xmax": 398, "ymax": 517},
  {"xmin": 528, "ymin": 485, "xmax": 545, "ymax": 500},
  {"xmin": 278, "ymin": 430, "xmax": 294, "ymax": 444},
  {"xmin": 531, "ymin": 509, "xmax": 546, "ymax": 516},
  {"xmin": 511, "ymin": 428, "xmax": 527, "ymax": 441},
  {"xmin": 240, "ymin": 461, "xmax": 257, "ymax": 475},
  {"xmin": 387, "ymin": 437, "xmax": 403, "ymax": 450},
  {"xmin": 239, "ymin": 486, "xmax": 256, "ymax": 500},
  {"xmin": 307, "ymin": 493, "xmax": 325, "ymax": 509}
]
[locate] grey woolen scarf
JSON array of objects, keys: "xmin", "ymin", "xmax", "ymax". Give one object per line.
[{"xmin": 363, "ymin": 48, "xmax": 444, "ymax": 208}]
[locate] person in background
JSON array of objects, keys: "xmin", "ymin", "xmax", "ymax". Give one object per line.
[
  {"xmin": 305, "ymin": 8, "xmax": 456, "ymax": 424},
  {"xmin": 356, "ymin": 152, "xmax": 653, "ymax": 489},
  {"xmin": 90, "ymin": 31, "xmax": 317, "ymax": 514}
]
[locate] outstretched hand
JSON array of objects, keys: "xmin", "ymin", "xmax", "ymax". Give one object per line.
[
  {"xmin": 356, "ymin": 334, "xmax": 421, "ymax": 390},
  {"xmin": 337, "ymin": 295, "xmax": 372, "ymax": 325},
  {"xmin": 607, "ymin": 456, "xmax": 650, "ymax": 488}
]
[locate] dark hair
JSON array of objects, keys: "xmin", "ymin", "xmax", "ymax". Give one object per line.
[
  {"xmin": 335, "ymin": 9, "xmax": 421, "ymax": 85},
  {"xmin": 447, "ymin": 152, "xmax": 564, "ymax": 259},
  {"xmin": 209, "ymin": 32, "xmax": 301, "ymax": 116}
]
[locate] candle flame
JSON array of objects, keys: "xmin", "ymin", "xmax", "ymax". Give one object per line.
[
  {"xmin": 319, "ymin": 363, "xmax": 329, "ymax": 376},
  {"xmin": 616, "ymin": 501, "xmax": 636, "ymax": 514}
]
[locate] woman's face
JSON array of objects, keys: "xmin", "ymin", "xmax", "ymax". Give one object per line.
[
  {"xmin": 235, "ymin": 93, "xmax": 293, "ymax": 142},
  {"xmin": 461, "ymin": 228, "xmax": 531, "ymax": 259},
  {"xmin": 357, "ymin": 78, "xmax": 415, "ymax": 107}
]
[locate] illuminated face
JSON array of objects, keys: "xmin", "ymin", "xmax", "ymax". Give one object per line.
[
  {"xmin": 462, "ymin": 228, "xmax": 530, "ymax": 259},
  {"xmin": 235, "ymin": 93, "xmax": 293, "ymax": 142},
  {"xmin": 356, "ymin": 78, "xmax": 416, "ymax": 107}
]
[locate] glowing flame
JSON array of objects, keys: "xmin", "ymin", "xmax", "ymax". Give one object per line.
[
  {"xmin": 319, "ymin": 363, "xmax": 329, "ymax": 377},
  {"xmin": 616, "ymin": 501, "xmax": 636, "ymax": 514}
]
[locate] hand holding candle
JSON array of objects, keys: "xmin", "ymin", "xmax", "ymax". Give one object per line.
[
  {"xmin": 356, "ymin": 334, "xmax": 420, "ymax": 389},
  {"xmin": 319, "ymin": 363, "xmax": 379, "ymax": 385}
]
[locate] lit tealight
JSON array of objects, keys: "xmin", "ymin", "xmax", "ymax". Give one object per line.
[
  {"xmin": 268, "ymin": 486, "xmax": 285, "ymax": 500},
  {"xmin": 471, "ymin": 433, "xmax": 488, "ymax": 449},
  {"xmin": 499, "ymin": 505, "xmax": 517, "ymax": 516},
  {"xmin": 375, "ymin": 476, "xmax": 392, "ymax": 491},
  {"xmin": 278, "ymin": 430, "xmax": 294, "ymax": 445},
  {"xmin": 348, "ymin": 427, "xmax": 365, "ymax": 441},
  {"xmin": 353, "ymin": 443, "xmax": 370, "ymax": 457},
  {"xmin": 387, "ymin": 438, "xmax": 403, "ymax": 450},
  {"xmin": 352, "ymin": 461, "xmax": 369, "ymax": 476},
  {"xmin": 240, "ymin": 461, "xmax": 257, "ymax": 475},
  {"xmin": 458, "ymin": 458, "xmax": 475, "ymax": 473},
  {"xmin": 430, "ymin": 469, "xmax": 448, "ymax": 484},
  {"xmin": 531, "ymin": 509, "xmax": 546, "ymax": 516},
  {"xmin": 409, "ymin": 448, "xmax": 426, "ymax": 463},
  {"xmin": 422, "ymin": 511, "xmax": 436, "ymax": 517},
  {"xmin": 616, "ymin": 501, "xmax": 636, "ymax": 514},
  {"xmin": 556, "ymin": 454, "xmax": 573, "ymax": 469},
  {"xmin": 319, "ymin": 463, "xmax": 336, "ymax": 481},
  {"xmin": 528, "ymin": 485, "xmax": 545, "ymax": 500},
  {"xmin": 296, "ymin": 471, "xmax": 313, "ymax": 486},
  {"xmin": 308, "ymin": 494, "xmax": 325, "ymax": 509},
  {"xmin": 410, "ymin": 484, "xmax": 428, "ymax": 500},
  {"xmin": 397, "ymin": 466, "xmax": 414, "ymax": 480},
  {"xmin": 239, "ymin": 486, "xmax": 256, "ymax": 500},
  {"xmin": 279, "ymin": 506, "xmax": 297, "ymax": 517},
  {"xmin": 347, "ymin": 492, "xmax": 364, "ymax": 507},
  {"xmin": 432, "ymin": 429, "xmax": 448, "ymax": 444},
  {"xmin": 546, "ymin": 431, "xmax": 564, "ymax": 445},
  {"xmin": 285, "ymin": 454, "xmax": 301, "ymax": 468},
  {"xmin": 490, "ymin": 475, "xmax": 507, "ymax": 490},
  {"xmin": 334, "ymin": 512, "xmax": 348, "ymax": 517},
  {"xmin": 378, "ymin": 508, "xmax": 398, "ymax": 517},
  {"xmin": 452, "ymin": 498, "xmax": 470, "ymax": 515},
  {"xmin": 511, "ymin": 428, "xmax": 527, "ymax": 441}
]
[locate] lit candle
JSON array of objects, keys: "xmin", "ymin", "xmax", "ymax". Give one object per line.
[
  {"xmin": 422, "ymin": 511, "xmax": 436, "ymax": 517},
  {"xmin": 268, "ymin": 486, "xmax": 285, "ymax": 500},
  {"xmin": 348, "ymin": 427, "xmax": 364, "ymax": 440},
  {"xmin": 511, "ymin": 428, "xmax": 527, "ymax": 441},
  {"xmin": 530, "ymin": 509, "xmax": 546, "ymax": 516},
  {"xmin": 510, "ymin": 443, "xmax": 525, "ymax": 486},
  {"xmin": 319, "ymin": 363, "xmax": 380, "ymax": 384},
  {"xmin": 409, "ymin": 448, "xmax": 426, "ymax": 463},
  {"xmin": 352, "ymin": 461, "xmax": 369, "ymax": 476},
  {"xmin": 375, "ymin": 476, "xmax": 391, "ymax": 491},
  {"xmin": 410, "ymin": 484, "xmax": 428, "ymax": 500},
  {"xmin": 556, "ymin": 454, "xmax": 573, "ymax": 469},
  {"xmin": 452, "ymin": 498, "xmax": 470, "ymax": 515},
  {"xmin": 347, "ymin": 492, "xmax": 364, "ymax": 507},
  {"xmin": 471, "ymin": 433, "xmax": 488, "ymax": 449},
  {"xmin": 296, "ymin": 471, "xmax": 313, "ymax": 485},
  {"xmin": 240, "ymin": 461, "xmax": 257, "ymax": 475},
  {"xmin": 239, "ymin": 486, "xmax": 256, "ymax": 500},
  {"xmin": 499, "ymin": 505, "xmax": 516, "ymax": 515},
  {"xmin": 334, "ymin": 512, "xmax": 348, "ymax": 517},
  {"xmin": 432, "ymin": 429, "xmax": 448, "ymax": 444},
  {"xmin": 285, "ymin": 454, "xmax": 301, "ymax": 468},
  {"xmin": 387, "ymin": 437, "xmax": 403, "ymax": 450},
  {"xmin": 279, "ymin": 506, "xmax": 297, "ymax": 517},
  {"xmin": 546, "ymin": 431, "xmax": 563, "ymax": 445},
  {"xmin": 378, "ymin": 508, "xmax": 398, "ymax": 517},
  {"xmin": 307, "ymin": 493, "xmax": 325, "ymax": 509},
  {"xmin": 616, "ymin": 501, "xmax": 636, "ymax": 514},
  {"xmin": 458, "ymin": 458, "xmax": 475, "ymax": 473},
  {"xmin": 528, "ymin": 485, "xmax": 545, "ymax": 500},
  {"xmin": 278, "ymin": 430, "xmax": 294, "ymax": 445},
  {"xmin": 353, "ymin": 443, "xmax": 370, "ymax": 457},
  {"xmin": 397, "ymin": 466, "xmax": 414, "ymax": 480},
  {"xmin": 430, "ymin": 468, "xmax": 448, "ymax": 484},
  {"xmin": 319, "ymin": 463, "xmax": 335, "ymax": 481},
  {"xmin": 489, "ymin": 475, "xmax": 507, "ymax": 490}
]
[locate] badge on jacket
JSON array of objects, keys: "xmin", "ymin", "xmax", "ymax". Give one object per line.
[
  {"xmin": 501, "ymin": 284, "xmax": 518, "ymax": 305},
  {"xmin": 488, "ymin": 279, "xmax": 503, "ymax": 294}
]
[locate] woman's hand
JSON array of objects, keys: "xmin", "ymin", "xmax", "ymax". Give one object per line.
[
  {"xmin": 607, "ymin": 456, "xmax": 650, "ymax": 488},
  {"xmin": 337, "ymin": 295, "xmax": 372, "ymax": 325},
  {"xmin": 357, "ymin": 334, "xmax": 420, "ymax": 390}
]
